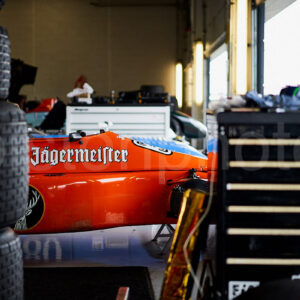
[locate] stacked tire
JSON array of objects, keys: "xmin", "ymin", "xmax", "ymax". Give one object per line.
[
  {"xmin": 0, "ymin": 26, "xmax": 10, "ymax": 100},
  {"xmin": 0, "ymin": 3, "xmax": 28, "ymax": 298},
  {"xmin": 0, "ymin": 101, "xmax": 28, "ymax": 300},
  {"xmin": 0, "ymin": 227, "xmax": 24, "ymax": 300}
]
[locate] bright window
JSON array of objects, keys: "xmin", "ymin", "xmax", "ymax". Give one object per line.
[
  {"xmin": 264, "ymin": 0, "xmax": 300, "ymax": 94},
  {"xmin": 209, "ymin": 44, "xmax": 228, "ymax": 101}
]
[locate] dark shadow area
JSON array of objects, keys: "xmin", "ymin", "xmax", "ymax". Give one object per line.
[
  {"xmin": 236, "ymin": 278, "xmax": 300, "ymax": 300},
  {"xmin": 24, "ymin": 266, "xmax": 155, "ymax": 300}
]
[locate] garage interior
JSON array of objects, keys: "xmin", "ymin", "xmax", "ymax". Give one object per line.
[{"xmin": 0, "ymin": 0, "xmax": 300, "ymax": 299}]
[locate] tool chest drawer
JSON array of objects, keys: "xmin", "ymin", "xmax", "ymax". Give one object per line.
[
  {"xmin": 66, "ymin": 105, "xmax": 170, "ymax": 137},
  {"xmin": 216, "ymin": 111, "xmax": 300, "ymax": 300}
]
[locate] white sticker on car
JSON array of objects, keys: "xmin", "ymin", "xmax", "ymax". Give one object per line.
[
  {"xmin": 228, "ymin": 281, "xmax": 260, "ymax": 299},
  {"xmin": 30, "ymin": 146, "xmax": 128, "ymax": 166},
  {"xmin": 132, "ymin": 140, "xmax": 172, "ymax": 155}
]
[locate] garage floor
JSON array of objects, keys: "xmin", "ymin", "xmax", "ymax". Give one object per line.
[{"xmin": 20, "ymin": 225, "xmax": 172, "ymax": 299}]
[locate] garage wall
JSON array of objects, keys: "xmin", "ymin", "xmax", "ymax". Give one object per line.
[
  {"xmin": 204, "ymin": 0, "xmax": 227, "ymax": 47},
  {"xmin": 180, "ymin": 0, "xmax": 228, "ymax": 111},
  {"xmin": 0, "ymin": 0, "xmax": 176, "ymax": 102}
]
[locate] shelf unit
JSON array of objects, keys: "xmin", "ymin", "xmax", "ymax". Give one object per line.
[{"xmin": 216, "ymin": 111, "xmax": 300, "ymax": 299}]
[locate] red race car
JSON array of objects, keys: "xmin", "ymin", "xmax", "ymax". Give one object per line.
[{"xmin": 15, "ymin": 131, "xmax": 209, "ymax": 234}]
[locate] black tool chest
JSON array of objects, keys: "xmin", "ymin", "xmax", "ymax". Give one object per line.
[{"xmin": 216, "ymin": 110, "xmax": 300, "ymax": 299}]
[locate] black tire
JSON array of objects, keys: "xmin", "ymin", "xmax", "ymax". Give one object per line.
[
  {"xmin": 170, "ymin": 117, "xmax": 183, "ymax": 136},
  {"xmin": 0, "ymin": 101, "xmax": 28, "ymax": 227},
  {"xmin": 0, "ymin": 227, "xmax": 23, "ymax": 300},
  {"xmin": 169, "ymin": 179, "xmax": 208, "ymax": 218},
  {"xmin": 0, "ymin": 26, "xmax": 10, "ymax": 100}
]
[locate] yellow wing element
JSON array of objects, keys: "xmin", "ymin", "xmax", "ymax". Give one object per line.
[{"xmin": 160, "ymin": 188, "xmax": 209, "ymax": 300}]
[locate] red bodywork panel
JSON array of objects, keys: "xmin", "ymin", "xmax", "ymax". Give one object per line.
[
  {"xmin": 29, "ymin": 132, "xmax": 207, "ymax": 174},
  {"xmin": 16, "ymin": 132, "xmax": 208, "ymax": 234},
  {"xmin": 207, "ymin": 152, "xmax": 218, "ymax": 183},
  {"xmin": 27, "ymin": 98, "xmax": 57, "ymax": 113}
]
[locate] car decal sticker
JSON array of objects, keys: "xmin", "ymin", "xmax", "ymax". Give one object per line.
[
  {"xmin": 132, "ymin": 140, "xmax": 172, "ymax": 155},
  {"xmin": 30, "ymin": 146, "xmax": 129, "ymax": 167},
  {"xmin": 14, "ymin": 185, "xmax": 45, "ymax": 231}
]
